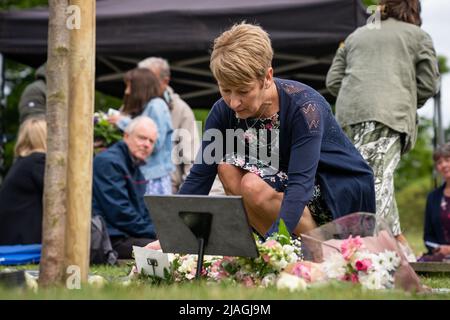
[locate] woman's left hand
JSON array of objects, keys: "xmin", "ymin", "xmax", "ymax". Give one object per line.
[{"xmin": 108, "ymin": 114, "xmax": 123, "ymax": 125}]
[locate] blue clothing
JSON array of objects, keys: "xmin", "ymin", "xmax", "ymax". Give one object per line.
[
  {"xmin": 117, "ymin": 97, "xmax": 174, "ymax": 180},
  {"xmin": 92, "ymin": 141, "xmax": 156, "ymax": 239},
  {"xmin": 145, "ymin": 174, "xmax": 172, "ymax": 195},
  {"xmin": 179, "ymin": 78, "xmax": 376, "ymax": 236},
  {"xmin": 424, "ymin": 183, "xmax": 450, "ymax": 252}
]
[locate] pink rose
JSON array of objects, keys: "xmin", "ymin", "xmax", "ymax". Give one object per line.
[
  {"xmin": 350, "ymin": 273, "xmax": 359, "ymax": 283},
  {"xmin": 242, "ymin": 276, "xmax": 255, "ymax": 287},
  {"xmin": 342, "ymin": 273, "xmax": 359, "ymax": 283},
  {"xmin": 355, "ymin": 259, "xmax": 372, "ymax": 272},
  {"xmin": 291, "ymin": 263, "xmax": 312, "ymax": 282}
]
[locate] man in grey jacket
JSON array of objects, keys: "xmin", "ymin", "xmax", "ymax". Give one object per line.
[{"xmin": 326, "ymin": 0, "xmax": 439, "ymax": 259}]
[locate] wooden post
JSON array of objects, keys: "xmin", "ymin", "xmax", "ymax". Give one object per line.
[
  {"xmin": 65, "ymin": 0, "xmax": 96, "ymax": 283},
  {"xmin": 39, "ymin": 0, "xmax": 70, "ymax": 287}
]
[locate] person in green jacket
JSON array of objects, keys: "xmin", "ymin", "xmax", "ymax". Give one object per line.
[
  {"xmin": 326, "ymin": 0, "xmax": 439, "ymax": 257},
  {"xmin": 18, "ymin": 63, "xmax": 47, "ymax": 124}
]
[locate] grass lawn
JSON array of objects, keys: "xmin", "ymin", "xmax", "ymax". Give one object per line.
[
  {"xmin": 1, "ymin": 254, "xmax": 449, "ymax": 300},
  {"xmin": 1, "ymin": 223, "xmax": 447, "ymax": 300},
  {"xmin": 0, "ymin": 264, "xmax": 449, "ymax": 300}
]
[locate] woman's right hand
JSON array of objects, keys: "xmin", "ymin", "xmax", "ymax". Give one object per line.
[{"xmin": 145, "ymin": 240, "xmax": 162, "ymax": 251}]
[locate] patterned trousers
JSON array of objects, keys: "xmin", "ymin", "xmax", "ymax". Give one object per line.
[
  {"xmin": 343, "ymin": 121, "xmax": 402, "ymax": 236},
  {"xmin": 145, "ymin": 174, "xmax": 173, "ymax": 196}
]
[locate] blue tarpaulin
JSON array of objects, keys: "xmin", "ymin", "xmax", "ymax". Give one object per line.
[{"xmin": 0, "ymin": 244, "xmax": 41, "ymax": 265}]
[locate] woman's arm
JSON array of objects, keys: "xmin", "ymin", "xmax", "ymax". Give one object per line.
[
  {"xmin": 143, "ymin": 98, "xmax": 172, "ymax": 153},
  {"xmin": 416, "ymin": 32, "xmax": 440, "ymax": 108},
  {"xmin": 267, "ymin": 100, "xmax": 324, "ymax": 236}
]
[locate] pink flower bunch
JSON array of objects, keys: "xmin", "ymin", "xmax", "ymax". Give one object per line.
[
  {"xmin": 321, "ymin": 235, "xmax": 401, "ymax": 290},
  {"xmin": 340, "ymin": 235, "xmax": 363, "ymax": 260}
]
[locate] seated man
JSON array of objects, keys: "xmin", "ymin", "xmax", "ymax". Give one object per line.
[{"xmin": 92, "ymin": 116, "xmax": 158, "ymax": 259}]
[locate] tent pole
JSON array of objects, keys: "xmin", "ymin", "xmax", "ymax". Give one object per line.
[
  {"xmin": 0, "ymin": 53, "xmax": 5, "ymax": 185},
  {"xmin": 433, "ymin": 85, "xmax": 443, "ymax": 189},
  {"xmin": 436, "ymin": 84, "xmax": 444, "ymax": 146}
]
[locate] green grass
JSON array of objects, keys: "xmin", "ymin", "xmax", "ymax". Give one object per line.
[
  {"xmin": 0, "ymin": 216, "xmax": 446, "ymax": 300},
  {"xmin": 1, "ymin": 262, "xmax": 449, "ymax": 300},
  {"xmin": 0, "ymin": 277, "xmax": 449, "ymax": 300}
]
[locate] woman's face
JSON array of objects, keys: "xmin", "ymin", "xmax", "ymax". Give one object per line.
[
  {"xmin": 218, "ymin": 69, "xmax": 273, "ymax": 119},
  {"xmin": 436, "ymin": 156, "xmax": 450, "ymax": 181}
]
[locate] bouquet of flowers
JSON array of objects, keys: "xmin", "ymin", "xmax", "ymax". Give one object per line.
[
  {"xmin": 93, "ymin": 111, "xmax": 122, "ymax": 152},
  {"xmin": 134, "ymin": 215, "xmax": 415, "ymax": 292},
  {"xmin": 142, "ymin": 220, "xmax": 303, "ymax": 288},
  {"xmin": 205, "ymin": 232, "xmax": 303, "ymax": 287},
  {"xmin": 298, "ymin": 212, "xmax": 422, "ymax": 292},
  {"xmin": 166, "ymin": 222, "xmax": 303, "ymax": 288},
  {"xmin": 320, "ymin": 235, "xmax": 401, "ymax": 290}
]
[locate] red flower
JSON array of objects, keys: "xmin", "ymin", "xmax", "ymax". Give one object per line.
[{"xmin": 355, "ymin": 259, "xmax": 372, "ymax": 272}]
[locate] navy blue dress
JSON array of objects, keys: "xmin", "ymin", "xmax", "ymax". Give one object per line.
[{"xmin": 180, "ymin": 78, "xmax": 376, "ymax": 236}]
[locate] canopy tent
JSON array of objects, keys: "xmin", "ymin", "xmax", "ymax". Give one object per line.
[{"xmin": 0, "ymin": 0, "xmax": 369, "ymax": 108}]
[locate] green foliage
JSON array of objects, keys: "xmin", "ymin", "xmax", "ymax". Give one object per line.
[
  {"xmin": 396, "ymin": 176, "xmax": 432, "ymax": 235},
  {"xmin": 0, "ymin": 0, "xmax": 48, "ymax": 10},
  {"xmin": 438, "ymin": 55, "xmax": 449, "ymax": 74},
  {"xmin": 95, "ymin": 91, "xmax": 122, "ymax": 113},
  {"xmin": 93, "ymin": 112, "xmax": 122, "ymax": 152},
  {"xmin": 395, "ymin": 118, "xmax": 434, "ymax": 191},
  {"xmin": 1, "ymin": 58, "xmax": 122, "ymax": 176},
  {"xmin": 276, "ymin": 219, "xmax": 291, "ymax": 245},
  {"xmin": 361, "ymin": 0, "xmax": 378, "ymax": 7},
  {"xmin": 193, "ymin": 108, "xmax": 210, "ymax": 131},
  {"xmin": 445, "ymin": 126, "xmax": 450, "ymax": 142},
  {"xmin": 2, "ymin": 60, "xmax": 35, "ymax": 173}
]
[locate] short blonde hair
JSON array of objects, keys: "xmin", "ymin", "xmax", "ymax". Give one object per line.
[
  {"xmin": 14, "ymin": 116, "xmax": 47, "ymax": 157},
  {"xmin": 210, "ymin": 22, "xmax": 273, "ymax": 88}
]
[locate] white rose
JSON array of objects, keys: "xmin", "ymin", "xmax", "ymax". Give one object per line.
[
  {"xmin": 261, "ymin": 274, "xmax": 277, "ymax": 287},
  {"xmin": 276, "ymin": 272, "xmax": 308, "ymax": 292}
]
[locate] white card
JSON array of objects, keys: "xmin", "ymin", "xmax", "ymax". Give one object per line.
[
  {"xmin": 107, "ymin": 108, "xmax": 120, "ymax": 116},
  {"xmin": 132, "ymin": 246, "xmax": 170, "ymax": 278}
]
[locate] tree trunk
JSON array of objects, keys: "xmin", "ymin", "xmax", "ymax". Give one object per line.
[
  {"xmin": 65, "ymin": 0, "xmax": 96, "ymax": 283},
  {"xmin": 39, "ymin": 0, "xmax": 70, "ymax": 287}
]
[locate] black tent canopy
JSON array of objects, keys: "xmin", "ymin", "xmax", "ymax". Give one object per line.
[{"xmin": 0, "ymin": 0, "xmax": 368, "ymax": 108}]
